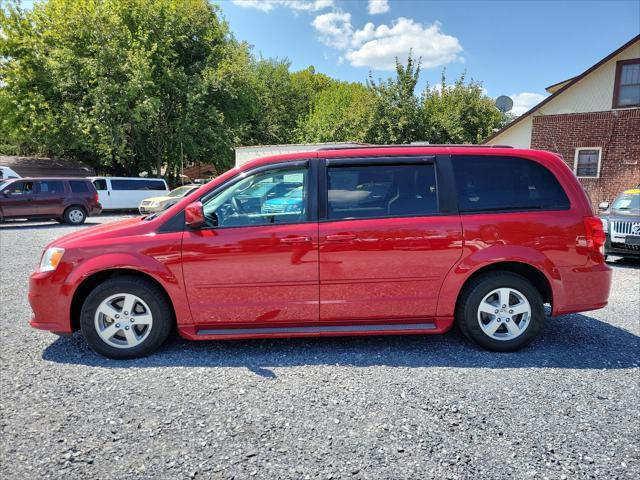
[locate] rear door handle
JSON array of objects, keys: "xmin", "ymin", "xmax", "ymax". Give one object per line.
[
  {"xmin": 280, "ymin": 236, "xmax": 312, "ymax": 244},
  {"xmin": 326, "ymin": 233, "xmax": 357, "ymax": 241}
]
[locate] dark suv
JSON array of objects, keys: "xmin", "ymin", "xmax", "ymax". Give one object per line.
[{"xmin": 0, "ymin": 178, "xmax": 102, "ymax": 224}]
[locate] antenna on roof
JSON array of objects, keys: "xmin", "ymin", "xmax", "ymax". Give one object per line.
[{"xmin": 495, "ymin": 95, "xmax": 513, "ymax": 113}]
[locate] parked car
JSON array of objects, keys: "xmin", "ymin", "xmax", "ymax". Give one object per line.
[
  {"xmin": 0, "ymin": 166, "xmax": 22, "ymax": 180},
  {"xmin": 599, "ymin": 188, "xmax": 640, "ymax": 259},
  {"xmin": 89, "ymin": 177, "xmax": 169, "ymax": 211},
  {"xmin": 139, "ymin": 184, "xmax": 201, "ymax": 214},
  {"xmin": 0, "ymin": 177, "xmax": 101, "ymax": 224},
  {"xmin": 29, "ymin": 146, "xmax": 611, "ymax": 359},
  {"xmin": 261, "ymin": 185, "xmax": 304, "ymax": 214}
]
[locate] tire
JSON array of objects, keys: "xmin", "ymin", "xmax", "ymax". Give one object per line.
[
  {"xmin": 64, "ymin": 206, "xmax": 87, "ymax": 225},
  {"xmin": 80, "ymin": 275, "xmax": 173, "ymax": 359},
  {"xmin": 456, "ymin": 272, "xmax": 544, "ymax": 352}
]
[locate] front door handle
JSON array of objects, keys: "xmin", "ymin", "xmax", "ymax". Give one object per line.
[
  {"xmin": 280, "ymin": 236, "xmax": 312, "ymax": 244},
  {"xmin": 326, "ymin": 233, "xmax": 357, "ymax": 241}
]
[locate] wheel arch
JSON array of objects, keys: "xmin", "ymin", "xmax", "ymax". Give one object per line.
[
  {"xmin": 437, "ymin": 255, "xmax": 558, "ymax": 318},
  {"xmin": 70, "ymin": 268, "xmax": 176, "ymax": 332},
  {"xmin": 455, "ymin": 261, "xmax": 553, "ymax": 311},
  {"xmin": 64, "ymin": 204, "xmax": 87, "ymax": 214}
]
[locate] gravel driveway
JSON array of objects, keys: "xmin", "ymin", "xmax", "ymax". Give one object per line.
[{"xmin": 1, "ymin": 216, "xmax": 639, "ymax": 479}]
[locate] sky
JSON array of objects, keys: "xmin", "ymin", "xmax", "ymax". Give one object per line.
[
  {"xmin": 15, "ymin": 0, "xmax": 640, "ymax": 115},
  {"xmin": 220, "ymin": 0, "xmax": 640, "ymax": 114}
]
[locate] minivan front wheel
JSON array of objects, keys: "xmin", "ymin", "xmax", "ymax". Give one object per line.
[
  {"xmin": 80, "ymin": 276, "xmax": 173, "ymax": 359},
  {"xmin": 456, "ymin": 272, "xmax": 544, "ymax": 352},
  {"xmin": 64, "ymin": 206, "xmax": 87, "ymax": 225}
]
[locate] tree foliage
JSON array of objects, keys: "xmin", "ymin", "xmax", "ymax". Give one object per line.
[
  {"xmin": 296, "ymin": 81, "xmax": 374, "ymax": 143},
  {"xmin": 1, "ymin": 0, "xmax": 244, "ymax": 175},
  {"xmin": 422, "ymin": 71, "xmax": 503, "ymax": 144},
  {"xmin": 365, "ymin": 54, "xmax": 423, "ymax": 144},
  {"xmin": 1, "ymin": 1, "xmax": 506, "ymax": 177}
]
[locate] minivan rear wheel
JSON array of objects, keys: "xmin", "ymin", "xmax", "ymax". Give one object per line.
[
  {"xmin": 64, "ymin": 206, "xmax": 87, "ymax": 225},
  {"xmin": 80, "ymin": 275, "xmax": 173, "ymax": 359},
  {"xmin": 456, "ymin": 272, "xmax": 544, "ymax": 352}
]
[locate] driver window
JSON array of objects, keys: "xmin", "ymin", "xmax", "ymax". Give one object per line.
[
  {"xmin": 203, "ymin": 167, "xmax": 307, "ymax": 228},
  {"xmin": 7, "ymin": 181, "xmax": 34, "ymax": 195}
]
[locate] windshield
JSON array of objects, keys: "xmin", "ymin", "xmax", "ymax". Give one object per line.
[
  {"xmin": 0, "ymin": 181, "xmax": 7, "ymax": 191},
  {"xmin": 612, "ymin": 192, "xmax": 640, "ymax": 211},
  {"xmin": 168, "ymin": 186, "xmax": 196, "ymax": 198},
  {"xmin": 284, "ymin": 186, "xmax": 303, "ymax": 198}
]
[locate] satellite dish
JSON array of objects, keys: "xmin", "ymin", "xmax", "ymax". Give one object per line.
[{"xmin": 495, "ymin": 95, "xmax": 513, "ymax": 113}]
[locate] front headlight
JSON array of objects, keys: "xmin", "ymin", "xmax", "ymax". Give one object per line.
[
  {"xmin": 39, "ymin": 247, "xmax": 65, "ymax": 272},
  {"xmin": 600, "ymin": 218, "xmax": 608, "ymax": 233}
]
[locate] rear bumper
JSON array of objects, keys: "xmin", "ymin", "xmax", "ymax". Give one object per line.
[
  {"xmin": 553, "ymin": 262, "xmax": 612, "ymax": 316},
  {"xmin": 28, "ymin": 270, "xmax": 73, "ymax": 334},
  {"xmin": 88, "ymin": 203, "xmax": 102, "ymax": 217}
]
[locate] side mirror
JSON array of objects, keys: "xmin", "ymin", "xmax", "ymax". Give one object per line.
[
  {"xmin": 185, "ymin": 201, "xmax": 205, "ymax": 229},
  {"xmin": 598, "ymin": 201, "xmax": 609, "ymax": 210}
]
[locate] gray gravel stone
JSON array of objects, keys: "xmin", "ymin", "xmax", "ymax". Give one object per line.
[{"xmin": 1, "ymin": 216, "xmax": 639, "ymax": 479}]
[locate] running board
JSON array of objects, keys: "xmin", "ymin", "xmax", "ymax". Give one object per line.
[{"xmin": 197, "ymin": 322, "xmax": 437, "ymax": 336}]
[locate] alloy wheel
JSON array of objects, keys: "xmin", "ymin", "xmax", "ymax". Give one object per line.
[
  {"xmin": 68, "ymin": 209, "xmax": 85, "ymax": 224},
  {"xmin": 477, "ymin": 287, "xmax": 531, "ymax": 341},
  {"xmin": 94, "ymin": 293, "xmax": 153, "ymax": 349}
]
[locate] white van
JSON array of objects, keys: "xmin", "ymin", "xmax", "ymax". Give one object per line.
[
  {"xmin": 89, "ymin": 177, "xmax": 169, "ymax": 210},
  {"xmin": 0, "ymin": 166, "xmax": 22, "ymax": 180}
]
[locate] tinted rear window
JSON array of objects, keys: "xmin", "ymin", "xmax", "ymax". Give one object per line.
[
  {"xmin": 111, "ymin": 179, "xmax": 166, "ymax": 191},
  {"xmin": 69, "ymin": 180, "xmax": 90, "ymax": 193},
  {"xmin": 452, "ymin": 155, "xmax": 570, "ymax": 212},
  {"xmin": 37, "ymin": 180, "xmax": 65, "ymax": 194},
  {"xmin": 327, "ymin": 164, "xmax": 438, "ymax": 220}
]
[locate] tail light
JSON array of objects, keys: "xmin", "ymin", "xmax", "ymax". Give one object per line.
[
  {"xmin": 582, "ymin": 216, "xmax": 606, "ymax": 260},
  {"xmin": 93, "ymin": 192, "xmax": 99, "ymax": 203}
]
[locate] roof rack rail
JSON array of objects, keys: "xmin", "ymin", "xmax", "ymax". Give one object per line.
[{"xmin": 316, "ymin": 143, "xmax": 513, "ymax": 151}]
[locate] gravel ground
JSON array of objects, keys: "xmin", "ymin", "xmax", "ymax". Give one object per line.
[{"xmin": 1, "ymin": 215, "xmax": 639, "ymax": 480}]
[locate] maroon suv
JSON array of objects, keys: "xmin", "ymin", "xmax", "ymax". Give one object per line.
[{"xmin": 0, "ymin": 178, "xmax": 102, "ymax": 224}]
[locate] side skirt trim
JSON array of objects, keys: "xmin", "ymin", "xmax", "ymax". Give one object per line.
[{"xmin": 197, "ymin": 322, "xmax": 437, "ymax": 336}]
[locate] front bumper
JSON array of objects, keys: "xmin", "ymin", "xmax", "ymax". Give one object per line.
[
  {"xmin": 605, "ymin": 234, "xmax": 640, "ymax": 258},
  {"xmin": 139, "ymin": 205, "xmax": 164, "ymax": 214},
  {"xmin": 29, "ymin": 269, "xmax": 73, "ymax": 334}
]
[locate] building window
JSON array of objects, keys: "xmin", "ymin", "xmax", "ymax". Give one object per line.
[
  {"xmin": 613, "ymin": 59, "xmax": 640, "ymax": 108},
  {"xmin": 574, "ymin": 148, "xmax": 602, "ymax": 178}
]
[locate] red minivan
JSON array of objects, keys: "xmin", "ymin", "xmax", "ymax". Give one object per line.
[{"xmin": 28, "ymin": 146, "xmax": 611, "ymax": 359}]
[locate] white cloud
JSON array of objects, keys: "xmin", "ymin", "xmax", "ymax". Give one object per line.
[
  {"xmin": 368, "ymin": 0, "xmax": 390, "ymax": 15},
  {"xmin": 313, "ymin": 15, "xmax": 462, "ymax": 71},
  {"xmin": 509, "ymin": 92, "xmax": 547, "ymax": 115},
  {"xmin": 232, "ymin": 0, "xmax": 334, "ymax": 13},
  {"xmin": 312, "ymin": 11, "xmax": 353, "ymax": 49}
]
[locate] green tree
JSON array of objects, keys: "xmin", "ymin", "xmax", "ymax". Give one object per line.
[
  {"xmin": 365, "ymin": 53, "xmax": 423, "ymax": 144},
  {"xmin": 297, "ymin": 81, "xmax": 374, "ymax": 143},
  {"xmin": 421, "ymin": 72, "xmax": 503, "ymax": 144},
  {"xmin": 1, "ymin": 0, "xmax": 244, "ymax": 175}
]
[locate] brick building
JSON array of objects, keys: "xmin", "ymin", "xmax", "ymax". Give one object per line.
[{"xmin": 485, "ymin": 35, "xmax": 640, "ymax": 207}]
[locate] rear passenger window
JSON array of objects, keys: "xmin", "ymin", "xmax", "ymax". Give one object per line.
[
  {"xmin": 111, "ymin": 179, "xmax": 166, "ymax": 190},
  {"xmin": 69, "ymin": 180, "xmax": 89, "ymax": 193},
  {"xmin": 452, "ymin": 156, "xmax": 570, "ymax": 212},
  {"xmin": 37, "ymin": 180, "xmax": 65, "ymax": 194},
  {"xmin": 327, "ymin": 164, "xmax": 438, "ymax": 220}
]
